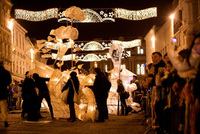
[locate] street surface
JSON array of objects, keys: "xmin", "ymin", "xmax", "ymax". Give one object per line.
[{"xmin": 0, "ymin": 110, "xmax": 153, "ymax": 134}]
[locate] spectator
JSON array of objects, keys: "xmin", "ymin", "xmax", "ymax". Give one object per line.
[
  {"xmin": 131, "ymin": 75, "xmax": 142, "ymax": 104},
  {"xmin": 21, "ymin": 72, "xmax": 39, "ymax": 121},
  {"xmin": 163, "ymin": 53, "xmax": 170, "ymax": 64},
  {"xmin": 16, "ymin": 80, "xmax": 23, "ymax": 110},
  {"xmin": 185, "ymin": 33, "xmax": 200, "ymax": 134},
  {"xmin": 117, "ymin": 79, "xmax": 128, "ymax": 115},
  {"xmin": 0, "ymin": 59, "xmax": 12, "ymax": 127}
]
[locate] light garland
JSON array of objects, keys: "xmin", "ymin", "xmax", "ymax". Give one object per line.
[
  {"xmin": 50, "ymin": 52, "xmax": 130, "ymax": 61},
  {"xmin": 114, "ymin": 7, "xmax": 157, "ymax": 20},
  {"xmin": 112, "ymin": 39, "xmax": 141, "ymax": 48},
  {"xmin": 52, "ymin": 53, "xmax": 76, "ymax": 61},
  {"xmin": 45, "ymin": 40, "xmax": 139, "ymax": 50},
  {"xmin": 58, "ymin": 8, "xmax": 115, "ymax": 23},
  {"xmin": 81, "ymin": 41, "xmax": 106, "ymax": 51},
  {"xmin": 45, "ymin": 42, "xmax": 72, "ymax": 49},
  {"xmin": 15, "ymin": 8, "xmax": 58, "ymax": 21},
  {"xmin": 79, "ymin": 54, "xmax": 107, "ymax": 61},
  {"xmin": 15, "ymin": 7, "xmax": 157, "ymax": 22}
]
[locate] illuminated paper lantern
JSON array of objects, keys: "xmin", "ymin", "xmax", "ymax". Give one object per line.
[{"xmin": 63, "ymin": 6, "xmax": 85, "ymax": 21}]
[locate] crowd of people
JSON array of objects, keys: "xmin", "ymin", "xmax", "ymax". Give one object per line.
[
  {"xmin": 139, "ymin": 34, "xmax": 200, "ymax": 134},
  {"xmin": 0, "ymin": 33, "xmax": 199, "ymax": 134}
]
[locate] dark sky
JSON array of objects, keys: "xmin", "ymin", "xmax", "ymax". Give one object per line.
[{"xmin": 10, "ymin": 0, "xmax": 174, "ymax": 41}]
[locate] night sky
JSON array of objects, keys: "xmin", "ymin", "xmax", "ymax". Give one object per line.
[{"xmin": 10, "ymin": 0, "xmax": 174, "ymax": 41}]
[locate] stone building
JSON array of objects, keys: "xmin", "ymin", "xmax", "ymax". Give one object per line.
[
  {"xmin": 0, "ymin": 0, "xmax": 12, "ymax": 71},
  {"xmin": 145, "ymin": 0, "xmax": 200, "ymax": 63},
  {"xmin": 9, "ymin": 19, "xmax": 37, "ymax": 83}
]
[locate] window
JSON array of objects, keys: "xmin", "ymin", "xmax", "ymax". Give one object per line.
[
  {"xmin": 105, "ymin": 65, "xmax": 107, "ymax": 72},
  {"xmin": 137, "ymin": 47, "xmax": 140, "ymax": 54},
  {"xmin": 137, "ymin": 64, "xmax": 140, "ymax": 75},
  {"xmin": 141, "ymin": 64, "xmax": 145, "ymax": 75},
  {"xmin": 137, "ymin": 47, "xmax": 143, "ymax": 54}
]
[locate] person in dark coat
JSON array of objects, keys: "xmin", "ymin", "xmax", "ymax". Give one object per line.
[
  {"xmin": 21, "ymin": 71, "xmax": 39, "ymax": 121},
  {"xmin": 0, "ymin": 59, "xmax": 12, "ymax": 127},
  {"xmin": 103, "ymin": 72, "xmax": 111, "ymax": 119},
  {"xmin": 62, "ymin": 71, "xmax": 79, "ymax": 122},
  {"xmin": 90, "ymin": 68, "xmax": 109, "ymax": 122},
  {"xmin": 33, "ymin": 73, "xmax": 54, "ymax": 120}
]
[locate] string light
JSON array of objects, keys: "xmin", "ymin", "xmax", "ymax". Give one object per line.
[
  {"xmin": 45, "ymin": 40, "xmax": 139, "ymax": 50},
  {"xmin": 15, "ymin": 8, "xmax": 58, "ymax": 21},
  {"xmin": 114, "ymin": 7, "xmax": 157, "ymax": 20},
  {"xmin": 15, "ymin": 7, "xmax": 157, "ymax": 22},
  {"xmin": 112, "ymin": 39, "xmax": 141, "ymax": 48}
]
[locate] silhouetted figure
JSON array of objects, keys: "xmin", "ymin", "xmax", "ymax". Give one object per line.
[
  {"xmin": 117, "ymin": 79, "xmax": 128, "ymax": 115},
  {"xmin": 21, "ymin": 71, "xmax": 39, "ymax": 121},
  {"xmin": 33, "ymin": 73, "xmax": 54, "ymax": 120},
  {"xmin": 103, "ymin": 72, "xmax": 111, "ymax": 119},
  {"xmin": 0, "ymin": 59, "xmax": 12, "ymax": 127},
  {"xmin": 90, "ymin": 68, "xmax": 109, "ymax": 122},
  {"xmin": 62, "ymin": 72, "xmax": 79, "ymax": 122}
]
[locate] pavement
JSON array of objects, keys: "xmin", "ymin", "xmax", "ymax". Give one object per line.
[{"xmin": 0, "ymin": 109, "xmax": 155, "ymax": 134}]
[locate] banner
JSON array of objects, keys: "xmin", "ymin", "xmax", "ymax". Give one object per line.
[{"xmin": 109, "ymin": 43, "xmax": 122, "ymax": 69}]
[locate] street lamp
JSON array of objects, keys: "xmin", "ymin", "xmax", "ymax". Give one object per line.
[
  {"xmin": 30, "ymin": 48, "xmax": 34, "ymax": 69},
  {"xmin": 151, "ymin": 36, "xmax": 155, "ymax": 49},
  {"xmin": 170, "ymin": 13, "xmax": 175, "ymax": 40},
  {"xmin": 8, "ymin": 19, "xmax": 14, "ymax": 44}
]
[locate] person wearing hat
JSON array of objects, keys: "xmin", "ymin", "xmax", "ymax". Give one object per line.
[{"xmin": 0, "ymin": 59, "xmax": 12, "ymax": 127}]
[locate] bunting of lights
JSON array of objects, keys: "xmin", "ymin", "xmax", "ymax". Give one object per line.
[
  {"xmin": 15, "ymin": 7, "xmax": 157, "ymax": 22},
  {"xmin": 50, "ymin": 52, "xmax": 130, "ymax": 62},
  {"xmin": 15, "ymin": 8, "xmax": 58, "ymax": 21},
  {"xmin": 45, "ymin": 39, "xmax": 140, "ymax": 50},
  {"xmin": 114, "ymin": 7, "xmax": 157, "ymax": 20},
  {"xmin": 58, "ymin": 8, "xmax": 115, "ymax": 23},
  {"xmin": 52, "ymin": 53, "xmax": 76, "ymax": 61},
  {"xmin": 112, "ymin": 39, "xmax": 141, "ymax": 48}
]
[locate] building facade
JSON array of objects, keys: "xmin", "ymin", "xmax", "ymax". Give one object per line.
[
  {"xmin": 10, "ymin": 19, "xmax": 36, "ymax": 83},
  {"xmin": 0, "ymin": 0, "xmax": 12, "ymax": 71},
  {"xmin": 95, "ymin": 39, "xmax": 146, "ymax": 81},
  {"xmin": 145, "ymin": 0, "xmax": 200, "ymax": 63}
]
